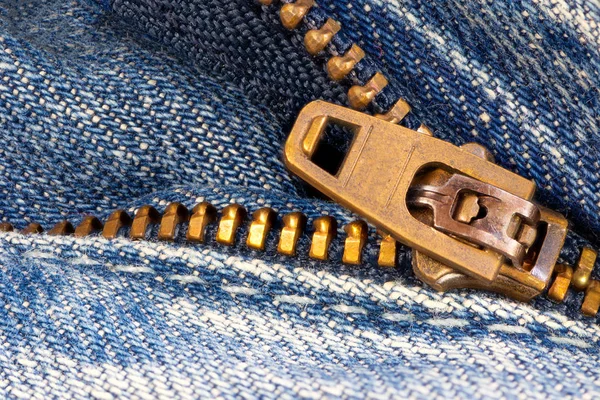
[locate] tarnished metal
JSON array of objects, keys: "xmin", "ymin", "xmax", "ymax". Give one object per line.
[
  {"xmin": 102, "ymin": 210, "xmax": 132, "ymax": 239},
  {"xmin": 342, "ymin": 220, "xmax": 368, "ymax": 265},
  {"xmin": 409, "ymin": 173, "xmax": 540, "ymax": 268},
  {"xmin": 347, "ymin": 72, "xmax": 388, "ymax": 110},
  {"xmin": 247, "ymin": 208, "xmax": 277, "ymax": 251},
  {"xmin": 130, "ymin": 205, "xmax": 160, "ymax": 240},
  {"xmin": 158, "ymin": 203, "xmax": 189, "ymax": 241},
  {"xmin": 187, "ymin": 202, "xmax": 217, "ymax": 243},
  {"xmin": 74, "ymin": 216, "xmax": 103, "ymax": 237},
  {"xmin": 216, "ymin": 204, "xmax": 247, "ymax": 246},
  {"xmin": 285, "ymin": 101, "xmax": 538, "ymax": 283},
  {"xmin": 309, "ymin": 216, "xmax": 337, "ymax": 260},
  {"xmin": 412, "ymin": 206, "xmax": 568, "ymax": 301},
  {"xmin": 305, "ymin": 18, "xmax": 341, "ymax": 55},
  {"xmin": 277, "ymin": 212, "xmax": 307, "ymax": 256},
  {"xmin": 327, "ymin": 44, "xmax": 365, "ymax": 81}
]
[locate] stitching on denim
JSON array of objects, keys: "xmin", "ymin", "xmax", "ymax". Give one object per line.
[{"xmin": 6, "ymin": 232, "xmax": 600, "ymax": 346}]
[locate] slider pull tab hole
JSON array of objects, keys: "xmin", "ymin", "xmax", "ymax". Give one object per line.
[{"xmin": 310, "ymin": 120, "xmax": 358, "ymax": 177}]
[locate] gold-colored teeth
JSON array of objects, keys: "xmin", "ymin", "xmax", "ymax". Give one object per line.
[
  {"xmin": 280, "ymin": 0, "xmax": 315, "ymax": 29},
  {"xmin": 342, "ymin": 220, "xmax": 367, "ymax": 265},
  {"xmin": 375, "ymin": 99, "xmax": 411, "ymax": 124},
  {"xmin": 278, "ymin": 212, "xmax": 307, "ymax": 256},
  {"xmin": 75, "ymin": 216, "xmax": 103, "ymax": 237},
  {"xmin": 102, "ymin": 210, "xmax": 132, "ymax": 239},
  {"xmin": 22, "ymin": 223, "xmax": 43, "ymax": 235},
  {"xmin": 4, "ymin": 202, "xmax": 401, "ymax": 268},
  {"xmin": 377, "ymin": 232, "xmax": 398, "ymax": 268},
  {"xmin": 266, "ymin": 0, "xmax": 414, "ymax": 119},
  {"xmin": 327, "ymin": 44, "xmax": 365, "ymax": 81},
  {"xmin": 216, "ymin": 204, "xmax": 248, "ymax": 246},
  {"xmin": 309, "ymin": 216, "xmax": 337, "ymax": 260},
  {"xmin": 348, "ymin": 72, "xmax": 389, "ymax": 110},
  {"xmin": 305, "ymin": 18, "xmax": 341, "ymax": 55},
  {"xmin": 48, "ymin": 221, "xmax": 75, "ymax": 236},
  {"xmin": 130, "ymin": 205, "xmax": 160, "ymax": 240},
  {"xmin": 187, "ymin": 202, "xmax": 217, "ymax": 243},
  {"xmin": 247, "ymin": 208, "xmax": 277, "ymax": 251},
  {"xmin": 548, "ymin": 247, "xmax": 600, "ymax": 316},
  {"xmin": 158, "ymin": 203, "xmax": 189, "ymax": 241}
]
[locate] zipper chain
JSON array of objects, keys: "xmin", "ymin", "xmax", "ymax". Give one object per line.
[
  {"xmin": 0, "ymin": 202, "xmax": 398, "ymax": 267},
  {"xmin": 257, "ymin": 0, "xmax": 428, "ymax": 132}
]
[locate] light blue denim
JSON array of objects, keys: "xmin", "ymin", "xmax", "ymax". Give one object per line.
[{"xmin": 0, "ymin": 0, "xmax": 599, "ymax": 398}]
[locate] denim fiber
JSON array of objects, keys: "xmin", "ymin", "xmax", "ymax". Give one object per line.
[{"xmin": 0, "ymin": 0, "xmax": 599, "ymax": 398}]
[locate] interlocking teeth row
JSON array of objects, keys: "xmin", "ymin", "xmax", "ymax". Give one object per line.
[
  {"xmin": 258, "ymin": 0, "xmax": 428, "ymax": 131},
  {"xmin": 5, "ymin": 203, "xmax": 399, "ymax": 268},
  {"xmin": 548, "ymin": 247, "xmax": 600, "ymax": 317}
]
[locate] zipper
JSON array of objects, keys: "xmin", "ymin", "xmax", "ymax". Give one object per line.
[
  {"xmin": 0, "ymin": 202, "xmax": 398, "ymax": 267},
  {"xmin": 1, "ymin": 0, "xmax": 599, "ymax": 320}
]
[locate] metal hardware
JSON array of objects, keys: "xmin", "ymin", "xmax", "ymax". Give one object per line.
[
  {"xmin": 327, "ymin": 44, "xmax": 365, "ymax": 81},
  {"xmin": 305, "ymin": 19, "xmax": 341, "ymax": 55},
  {"xmin": 48, "ymin": 221, "xmax": 75, "ymax": 236},
  {"xmin": 284, "ymin": 101, "xmax": 539, "ymax": 283},
  {"xmin": 412, "ymin": 206, "xmax": 568, "ymax": 301},
  {"xmin": 547, "ymin": 264, "xmax": 573, "ymax": 302},
  {"xmin": 277, "ymin": 212, "xmax": 307, "ymax": 256},
  {"xmin": 247, "ymin": 208, "xmax": 277, "ymax": 251},
  {"xmin": 342, "ymin": 220, "xmax": 368, "ymax": 264},
  {"xmin": 280, "ymin": 0, "xmax": 314, "ymax": 29},
  {"xmin": 131, "ymin": 205, "xmax": 160, "ymax": 240},
  {"xmin": 158, "ymin": 203, "xmax": 189, "ymax": 241},
  {"xmin": 375, "ymin": 99, "xmax": 411, "ymax": 124},
  {"xmin": 408, "ymin": 173, "xmax": 540, "ymax": 268},
  {"xmin": 348, "ymin": 72, "xmax": 388, "ymax": 110},
  {"xmin": 309, "ymin": 216, "xmax": 337, "ymax": 260},
  {"xmin": 74, "ymin": 216, "xmax": 103, "ymax": 237},
  {"xmin": 216, "ymin": 204, "xmax": 247, "ymax": 246},
  {"xmin": 187, "ymin": 203, "xmax": 217, "ymax": 243},
  {"xmin": 103, "ymin": 210, "xmax": 132, "ymax": 239},
  {"xmin": 572, "ymin": 247, "xmax": 597, "ymax": 291},
  {"xmin": 377, "ymin": 232, "xmax": 398, "ymax": 268},
  {"xmin": 22, "ymin": 223, "xmax": 43, "ymax": 235}
]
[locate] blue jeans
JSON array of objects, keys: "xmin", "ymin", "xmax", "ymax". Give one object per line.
[{"xmin": 0, "ymin": 0, "xmax": 599, "ymax": 397}]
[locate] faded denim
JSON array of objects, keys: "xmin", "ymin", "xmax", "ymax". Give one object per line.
[{"xmin": 0, "ymin": 0, "xmax": 599, "ymax": 398}]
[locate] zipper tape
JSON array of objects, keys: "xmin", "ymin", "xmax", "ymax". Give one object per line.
[{"xmin": 258, "ymin": 0, "xmax": 424, "ymax": 130}]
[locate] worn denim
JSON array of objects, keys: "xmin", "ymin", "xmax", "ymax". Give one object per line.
[{"xmin": 0, "ymin": 0, "xmax": 599, "ymax": 398}]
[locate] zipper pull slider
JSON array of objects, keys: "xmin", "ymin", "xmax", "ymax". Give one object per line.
[{"xmin": 284, "ymin": 101, "xmax": 568, "ymax": 301}]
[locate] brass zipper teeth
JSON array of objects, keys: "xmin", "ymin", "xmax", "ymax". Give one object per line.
[
  {"xmin": 2, "ymin": 202, "xmax": 399, "ymax": 268},
  {"xmin": 547, "ymin": 247, "xmax": 600, "ymax": 317},
  {"xmin": 5, "ymin": 205, "xmax": 599, "ymax": 317},
  {"xmin": 259, "ymin": 0, "xmax": 430, "ymax": 132}
]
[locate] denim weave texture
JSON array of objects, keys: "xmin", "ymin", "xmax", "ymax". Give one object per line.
[{"xmin": 0, "ymin": 0, "xmax": 599, "ymax": 398}]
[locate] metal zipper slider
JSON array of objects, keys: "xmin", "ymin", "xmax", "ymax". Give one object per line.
[{"xmin": 284, "ymin": 101, "xmax": 568, "ymax": 300}]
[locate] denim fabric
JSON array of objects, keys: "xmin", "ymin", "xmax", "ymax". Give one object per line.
[{"xmin": 0, "ymin": 0, "xmax": 599, "ymax": 398}]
